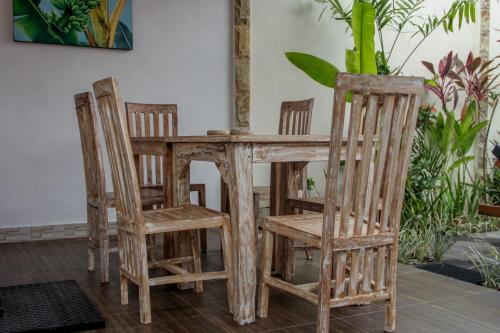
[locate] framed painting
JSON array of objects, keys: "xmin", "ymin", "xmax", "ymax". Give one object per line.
[{"xmin": 13, "ymin": 0, "xmax": 133, "ymax": 50}]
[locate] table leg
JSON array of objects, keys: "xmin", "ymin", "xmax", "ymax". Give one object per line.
[
  {"xmin": 270, "ymin": 162, "xmax": 285, "ymax": 274},
  {"xmin": 171, "ymin": 150, "xmax": 195, "ymax": 289},
  {"xmin": 163, "ymin": 144, "xmax": 175, "ymax": 259},
  {"xmin": 226, "ymin": 143, "xmax": 256, "ymax": 325}
]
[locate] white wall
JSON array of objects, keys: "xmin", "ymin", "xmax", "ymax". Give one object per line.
[
  {"xmin": 0, "ymin": 0, "xmax": 232, "ymax": 228},
  {"xmin": 251, "ymin": 0, "xmax": 486, "ymax": 192}
]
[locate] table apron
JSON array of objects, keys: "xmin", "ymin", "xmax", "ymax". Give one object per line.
[
  {"xmin": 131, "ymin": 141, "xmax": 165, "ymax": 155},
  {"xmin": 252, "ymin": 143, "xmax": 331, "ymax": 163}
]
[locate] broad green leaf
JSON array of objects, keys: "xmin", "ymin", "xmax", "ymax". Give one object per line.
[
  {"xmin": 470, "ymin": 2, "xmax": 476, "ymax": 22},
  {"xmin": 351, "ymin": 0, "xmax": 377, "ymax": 74},
  {"xmin": 13, "ymin": 0, "xmax": 41, "ymax": 16},
  {"xmin": 461, "ymin": 104, "xmax": 474, "ymax": 131},
  {"xmin": 345, "ymin": 49, "xmax": 360, "ymax": 74},
  {"xmin": 440, "ymin": 113, "xmax": 453, "ymax": 154},
  {"xmin": 285, "ymin": 52, "xmax": 340, "ymax": 88},
  {"xmin": 13, "ymin": 0, "xmax": 78, "ymax": 46},
  {"xmin": 454, "ymin": 120, "xmax": 488, "ymax": 154},
  {"xmin": 14, "ymin": 15, "xmax": 58, "ymax": 44}
]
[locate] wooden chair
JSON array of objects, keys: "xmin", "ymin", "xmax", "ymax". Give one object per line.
[
  {"xmin": 284, "ymin": 97, "xmax": 387, "ymax": 275},
  {"xmin": 221, "ymin": 98, "xmax": 314, "ymax": 227},
  {"xmin": 257, "ymin": 74, "xmax": 423, "ymax": 333},
  {"xmin": 125, "ymin": 103, "xmax": 208, "ymax": 251},
  {"xmin": 75, "ymin": 93, "xmax": 164, "ymax": 283},
  {"xmin": 92, "ymin": 77, "xmax": 234, "ymax": 324}
]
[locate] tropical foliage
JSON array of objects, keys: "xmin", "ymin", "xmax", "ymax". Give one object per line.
[
  {"xmin": 398, "ymin": 52, "xmax": 500, "ymax": 263},
  {"xmin": 468, "ymin": 241, "xmax": 500, "ymax": 290},
  {"xmin": 286, "ymin": 0, "xmax": 477, "ymax": 88},
  {"xmin": 13, "ymin": 0, "xmax": 132, "ymax": 49}
]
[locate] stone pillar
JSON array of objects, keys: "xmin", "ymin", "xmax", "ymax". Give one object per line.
[
  {"xmin": 478, "ymin": 0, "xmax": 490, "ymax": 178},
  {"xmin": 234, "ymin": 0, "xmax": 250, "ymax": 129}
]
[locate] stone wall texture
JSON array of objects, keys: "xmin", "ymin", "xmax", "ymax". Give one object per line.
[{"xmin": 234, "ymin": 0, "xmax": 250, "ymax": 129}]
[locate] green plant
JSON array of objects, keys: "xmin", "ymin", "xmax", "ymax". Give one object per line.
[
  {"xmin": 286, "ymin": 0, "xmax": 477, "ymax": 89},
  {"xmin": 431, "ymin": 221, "xmax": 456, "ymax": 262},
  {"xmin": 486, "ymin": 167, "xmax": 500, "ymax": 205},
  {"xmin": 398, "ymin": 227, "xmax": 433, "ymax": 264},
  {"xmin": 398, "ymin": 51, "xmax": 500, "ymax": 264},
  {"xmin": 307, "ymin": 177, "xmax": 321, "ymax": 196},
  {"xmin": 468, "ymin": 241, "xmax": 500, "ymax": 290}
]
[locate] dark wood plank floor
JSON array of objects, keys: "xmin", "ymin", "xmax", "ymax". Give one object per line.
[{"xmin": 0, "ymin": 236, "xmax": 499, "ymax": 332}]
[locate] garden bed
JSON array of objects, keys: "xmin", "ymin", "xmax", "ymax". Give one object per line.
[{"xmin": 416, "ymin": 263, "xmax": 483, "ymax": 285}]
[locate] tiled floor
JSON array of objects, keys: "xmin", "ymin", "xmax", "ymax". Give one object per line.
[{"xmin": 0, "ymin": 237, "xmax": 498, "ymax": 332}]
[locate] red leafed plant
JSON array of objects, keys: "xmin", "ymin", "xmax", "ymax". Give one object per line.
[
  {"xmin": 423, "ymin": 51, "xmax": 500, "ymax": 116},
  {"xmin": 452, "ymin": 53, "xmax": 500, "ymax": 107},
  {"xmin": 422, "ymin": 52, "xmax": 459, "ymax": 111}
]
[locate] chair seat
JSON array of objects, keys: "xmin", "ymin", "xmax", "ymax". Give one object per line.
[
  {"xmin": 264, "ymin": 213, "xmax": 388, "ymax": 250},
  {"xmin": 144, "ymin": 205, "xmax": 227, "ymax": 234}
]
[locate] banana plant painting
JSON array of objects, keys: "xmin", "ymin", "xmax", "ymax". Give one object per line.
[{"xmin": 13, "ymin": 0, "xmax": 133, "ymax": 50}]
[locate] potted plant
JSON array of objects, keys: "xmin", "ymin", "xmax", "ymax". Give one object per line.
[{"xmin": 479, "ymin": 145, "xmax": 500, "ymax": 217}]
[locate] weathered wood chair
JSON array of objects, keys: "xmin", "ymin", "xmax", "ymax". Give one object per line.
[
  {"xmin": 75, "ymin": 93, "xmax": 164, "ymax": 283},
  {"xmin": 93, "ymin": 77, "xmax": 234, "ymax": 324},
  {"xmin": 221, "ymin": 98, "xmax": 314, "ymax": 227},
  {"xmin": 257, "ymin": 74, "xmax": 423, "ymax": 333},
  {"xmin": 125, "ymin": 103, "xmax": 208, "ymax": 251}
]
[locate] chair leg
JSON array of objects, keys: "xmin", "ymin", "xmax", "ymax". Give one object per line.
[
  {"xmin": 197, "ymin": 188, "xmax": 208, "ymax": 253},
  {"xmin": 87, "ymin": 206, "xmax": 96, "ymax": 272},
  {"xmin": 100, "ymin": 239, "xmax": 110, "ymax": 283},
  {"xmin": 146, "ymin": 235, "xmax": 157, "ymax": 262},
  {"xmin": 120, "ymin": 274, "xmax": 128, "ymax": 305},
  {"xmin": 384, "ymin": 295, "xmax": 396, "ymax": 332},
  {"xmin": 221, "ymin": 217, "xmax": 235, "ymax": 313},
  {"xmin": 190, "ymin": 230, "xmax": 204, "ymax": 293},
  {"xmin": 384, "ymin": 252, "xmax": 397, "ymax": 332},
  {"xmin": 305, "ymin": 246, "xmax": 314, "ymax": 260},
  {"xmin": 317, "ymin": 252, "xmax": 333, "ymax": 333},
  {"xmin": 137, "ymin": 236, "xmax": 152, "ymax": 325},
  {"xmin": 283, "ymin": 238, "xmax": 295, "ymax": 281},
  {"xmin": 88, "ymin": 247, "xmax": 95, "ymax": 271},
  {"xmin": 139, "ymin": 283, "xmax": 152, "ymax": 324},
  {"xmin": 257, "ymin": 227, "xmax": 274, "ymax": 318}
]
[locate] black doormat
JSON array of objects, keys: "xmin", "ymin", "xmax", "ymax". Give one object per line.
[
  {"xmin": 416, "ymin": 263, "xmax": 483, "ymax": 285},
  {"xmin": 0, "ymin": 280, "xmax": 105, "ymax": 333}
]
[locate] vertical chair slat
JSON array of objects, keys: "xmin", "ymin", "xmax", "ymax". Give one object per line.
[
  {"xmin": 154, "ymin": 112, "xmax": 161, "ymax": 184},
  {"xmin": 339, "ymin": 93, "xmax": 364, "ymax": 238},
  {"xmin": 164, "ymin": 111, "xmax": 170, "ymax": 137},
  {"xmin": 145, "ymin": 112, "xmax": 153, "ymax": 185},
  {"xmin": 126, "ymin": 103, "xmax": 178, "ymax": 190},
  {"xmin": 348, "ymin": 94, "xmax": 379, "ymax": 297}
]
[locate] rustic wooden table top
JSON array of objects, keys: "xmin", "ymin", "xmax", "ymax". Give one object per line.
[{"xmin": 130, "ymin": 134, "xmax": 371, "ymax": 145}]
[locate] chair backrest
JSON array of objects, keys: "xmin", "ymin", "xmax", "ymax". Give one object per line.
[
  {"xmin": 75, "ymin": 92, "xmax": 107, "ymax": 243},
  {"xmin": 278, "ymin": 98, "xmax": 314, "ymax": 135},
  {"xmin": 93, "ymin": 77, "xmax": 144, "ymax": 231},
  {"xmin": 322, "ymin": 73, "xmax": 423, "ymax": 297},
  {"xmin": 126, "ymin": 103, "xmax": 178, "ymax": 187},
  {"xmin": 75, "ymin": 93, "xmax": 107, "ymax": 203}
]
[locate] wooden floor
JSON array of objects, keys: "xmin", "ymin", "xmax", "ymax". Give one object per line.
[{"xmin": 0, "ymin": 236, "xmax": 499, "ymax": 333}]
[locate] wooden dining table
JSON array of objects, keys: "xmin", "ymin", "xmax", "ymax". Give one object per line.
[{"xmin": 131, "ymin": 134, "xmax": 354, "ymax": 325}]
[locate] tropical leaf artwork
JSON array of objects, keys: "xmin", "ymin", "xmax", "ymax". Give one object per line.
[{"xmin": 13, "ymin": 0, "xmax": 133, "ymax": 50}]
